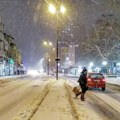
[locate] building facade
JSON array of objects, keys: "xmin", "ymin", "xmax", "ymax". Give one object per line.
[{"xmin": 0, "ymin": 17, "xmax": 24, "ymax": 76}]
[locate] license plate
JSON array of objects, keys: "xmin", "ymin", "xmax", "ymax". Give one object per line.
[
  {"xmin": 94, "ymin": 80, "xmax": 99, "ymax": 84},
  {"xmin": 94, "ymin": 80, "xmax": 99, "ymax": 81}
]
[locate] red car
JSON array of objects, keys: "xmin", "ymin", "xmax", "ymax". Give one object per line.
[{"xmin": 87, "ymin": 73, "xmax": 106, "ymax": 91}]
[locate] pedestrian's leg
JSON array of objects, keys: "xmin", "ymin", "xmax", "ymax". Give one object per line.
[
  {"xmin": 80, "ymin": 85, "xmax": 86, "ymax": 101},
  {"xmin": 76, "ymin": 92, "xmax": 81, "ymax": 98},
  {"xmin": 82, "ymin": 85, "xmax": 88, "ymax": 100},
  {"xmin": 80, "ymin": 85, "xmax": 84, "ymax": 101},
  {"xmin": 81, "ymin": 93, "xmax": 85, "ymax": 101}
]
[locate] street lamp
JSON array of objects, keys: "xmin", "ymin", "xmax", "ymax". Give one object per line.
[
  {"xmin": 102, "ymin": 61, "xmax": 108, "ymax": 75},
  {"xmin": 43, "ymin": 41, "xmax": 53, "ymax": 75},
  {"xmin": 60, "ymin": 5, "xmax": 66, "ymax": 14},
  {"xmin": 89, "ymin": 62, "xmax": 94, "ymax": 67},
  {"xmin": 43, "ymin": 41, "xmax": 53, "ymax": 47},
  {"xmin": 48, "ymin": 3, "xmax": 66, "ymax": 80},
  {"xmin": 102, "ymin": 61, "xmax": 107, "ymax": 66},
  {"xmin": 49, "ymin": 42, "xmax": 53, "ymax": 46},
  {"xmin": 43, "ymin": 41, "xmax": 48, "ymax": 46},
  {"xmin": 47, "ymin": 58, "xmax": 51, "ymax": 75},
  {"xmin": 49, "ymin": 4, "xmax": 56, "ymax": 14}
]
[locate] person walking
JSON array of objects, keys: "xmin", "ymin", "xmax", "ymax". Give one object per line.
[{"xmin": 77, "ymin": 67, "xmax": 88, "ymax": 101}]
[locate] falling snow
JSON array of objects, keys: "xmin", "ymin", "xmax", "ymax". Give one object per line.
[{"xmin": 0, "ymin": 0, "xmax": 120, "ymax": 67}]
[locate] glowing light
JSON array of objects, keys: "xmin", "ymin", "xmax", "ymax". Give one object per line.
[
  {"xmin": 89, "ymin": 62, "xmax": 94, "ymax": 67},
  {"xmin": 78, "ymin": 66, "xmax": 82, "ymax": 73},
  {"xmin": 43, "ymin": 41, "xmax": 48, "ymax": 46},
  {"xmin": 53, "ymin": 48, "xmax": 55, "ymax": 51},
  {"xmin": 60, "ymin": 5, "xmax": 66, "ymax": 14},
  {"xmin": 58, "ymin": 63, "xmax": 60, "ymax": 66},
  {"xmin": 49, "ymin": 59, "xmax": 51, "ymax": 62},
  {"xmin": 27, "ymin": 70, "xmax": 39, "ymax": 76},
  {"xmin": 66, "ymin": 57, "xmax": 69, "ymax": 60},
  {"xmin": 117, "ymin": 63, "xmax": 120, "ymax": 66},
  {"xmin": 102, "ymin": 61, "xmax": 107, "ymax": 65},
  {"xmin": 49, "ymin": 4, "xmax": 56, "ymax": 14},
  {"xmin": 49, "ymin": 42, "xmax": 53, "ymax": 46}
]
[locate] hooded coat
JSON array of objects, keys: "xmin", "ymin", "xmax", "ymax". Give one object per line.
[{"xmin": 78, "ymin": 69, "xmax": 87, "ymax": 85}]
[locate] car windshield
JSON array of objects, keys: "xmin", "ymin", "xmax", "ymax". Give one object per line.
[{"xmin": 90, "ymin": 74, "xmax": 104, "ymax": 79}]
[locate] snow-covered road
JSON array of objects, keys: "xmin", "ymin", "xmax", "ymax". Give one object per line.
[
  {"xmin": 0, "ymin": 75, "xmax": 49, "ymax": 120},
  {"xmin": 0, "ymin": 75, "xmax": 120, "ymax": 120}
]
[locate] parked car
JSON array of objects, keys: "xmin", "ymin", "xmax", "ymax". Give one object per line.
[{"xmin": 87, "ymin": 73, "xmax": 106, "ymax": 91}]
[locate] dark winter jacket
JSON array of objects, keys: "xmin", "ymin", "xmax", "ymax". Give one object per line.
[{"xmin": 78, "ymin": 73, "xmax": 87, "ymax": 85}]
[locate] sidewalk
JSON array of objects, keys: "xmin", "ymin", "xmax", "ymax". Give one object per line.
[
  {"xmin": 106, "ymin": 77, "xmax": 120, "ymax": 85},
  {"xmin": 0, "ymin": 74, "xmax": 27, "ymax": 80},
  {"xmin": 0, "ymin": 74, "xmax": 27, "ymax": 85},
  {"xmin": 31, "ymin": 80, "xmax": 73, "ymax": 120}
]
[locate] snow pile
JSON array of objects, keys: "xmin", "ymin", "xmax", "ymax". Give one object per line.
[{"xmin": 106, "ymin": 77, "xmax": 120, "ymax": 85}]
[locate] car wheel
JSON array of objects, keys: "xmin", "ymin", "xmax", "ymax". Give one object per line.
[{"xmin": 102, "ymin": 87, "xmax": 105, "ymax": 91}]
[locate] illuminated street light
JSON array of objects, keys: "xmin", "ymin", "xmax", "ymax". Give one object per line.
[
  {"xmin": 43, "ymin": 41, "xmax": 48, "ymax": 46},
  {"xmin": 43, "ymin": 41, "xmax": 53, "ymax": 75},
  {"xmin": 78, "ymin": 66, "xmax": 82, "ymax": 73},
  {"xmin": 49, "ymin": 4, "xmax": 56, "ymax": 14},
  {"xmin": 48, "ymin": 59, "xmax": 51, "ymax": 62},
  {"xmin": 60, "ymin": 5, "xmax": 66, "ymax": 14},
  {"xmin": 43, "ymin": 41, "xmax": 53, "ymax": 47},
  {"xmin": 102, "ymin": 61, "xmax": 107, "ymax": 66},
  {"xmin": 49, "ymin": 42, "xmax": 53, "ymax": 46},
  {"xmin": 117, "ymin": 63, "xmax": 120, "ymax": 66},
  {"xmin": 89, "ymin": 62, "xmax": 94, "ymax": 67},
  {"xmin": 58, "ymin": 63, "xmax": 60, "ymax": 67},
  {"xmin": 48, "ymin": 3, "xmax": 66, "ymax": 80},
  {"xmin": 66, "ymin": 57, "xmax": 69, "ymax": 61},
  {"xmin": 88, "ymin": 62, "xmax": 94, "ymax": 72}
]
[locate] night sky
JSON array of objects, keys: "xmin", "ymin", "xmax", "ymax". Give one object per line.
[
  {"xmin": 0, "ymin": 0, "xmax": 120, "ymax": 68},
  {"xmin": 0, "ymin": 0, "xmax": 55, "ymax": 68}
]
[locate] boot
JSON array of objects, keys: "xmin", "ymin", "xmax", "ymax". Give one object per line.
[
  {"xmin": 81, "ymin": 93, "xmax": 85, "ymax": 101},
  {"xmin": 76, "ymin": 92, "xmax": 81, "ymax": 98}
]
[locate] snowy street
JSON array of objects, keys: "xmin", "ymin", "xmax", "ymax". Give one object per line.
[
  {"xmin": 0, "ymin": 75, "xmax": 120, "ymax": 120},
  {"xmin": 0, "ymin": 0, "xmax": 120, "ymax": 120}
]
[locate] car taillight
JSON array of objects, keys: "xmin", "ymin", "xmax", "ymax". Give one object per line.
[
  {"xmin": 102, "ymin": 79, "xmax": 106, "ymax": 81},
  {"xmin": 88, "ymin": 78, "xmax": 91, "ymax": 81}
]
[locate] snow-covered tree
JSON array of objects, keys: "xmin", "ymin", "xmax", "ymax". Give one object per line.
[{"xmin": 82, "ymin": 14, "xmax": 120, "ymax": 62}]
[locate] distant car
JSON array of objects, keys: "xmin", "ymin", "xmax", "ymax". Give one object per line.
[{"xmin": 87, "ymin": 73, "xmax": 106, "ymax": 91}]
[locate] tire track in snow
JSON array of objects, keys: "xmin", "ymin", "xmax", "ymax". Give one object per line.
[
  {"xmin": 0, "ymin": 76, "xmax": 46, "ymax": 120},
  {"xmin": 0, "ymin": 79, "xmax": 39, "ymax": 118},
  {"xmin": 87, "ymin": 93, "xmax": 120, "ymax": 120},
  {"xmin": 0, "ymin": 76, "xmax": 37, "ymax": 97},
  {"xmin": 65, "ymin": 83, "xmax": 79, "ymax": 120},
  {"xmin": 12, "ymin": 82, "xmax": 50, "ymax": 120},
  {"xmin": 89, "ymin": 90, "xmax": 120, "ymax": 112}
]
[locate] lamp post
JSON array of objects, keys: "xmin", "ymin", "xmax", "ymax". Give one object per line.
[
  {"xmin": 102, "ymin": 61, "xmax": 108, "ymax": 74},
  {"xmin": 47, "ymin": 58, "xmax": 51, "ymax": 75},
  {"xmin": 48, "ymin": 3, "xmax": 66, "ymax": 80},
  {"xmin": 43, "ymin": 41, "xmax": 53, "ymax": 75}
]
